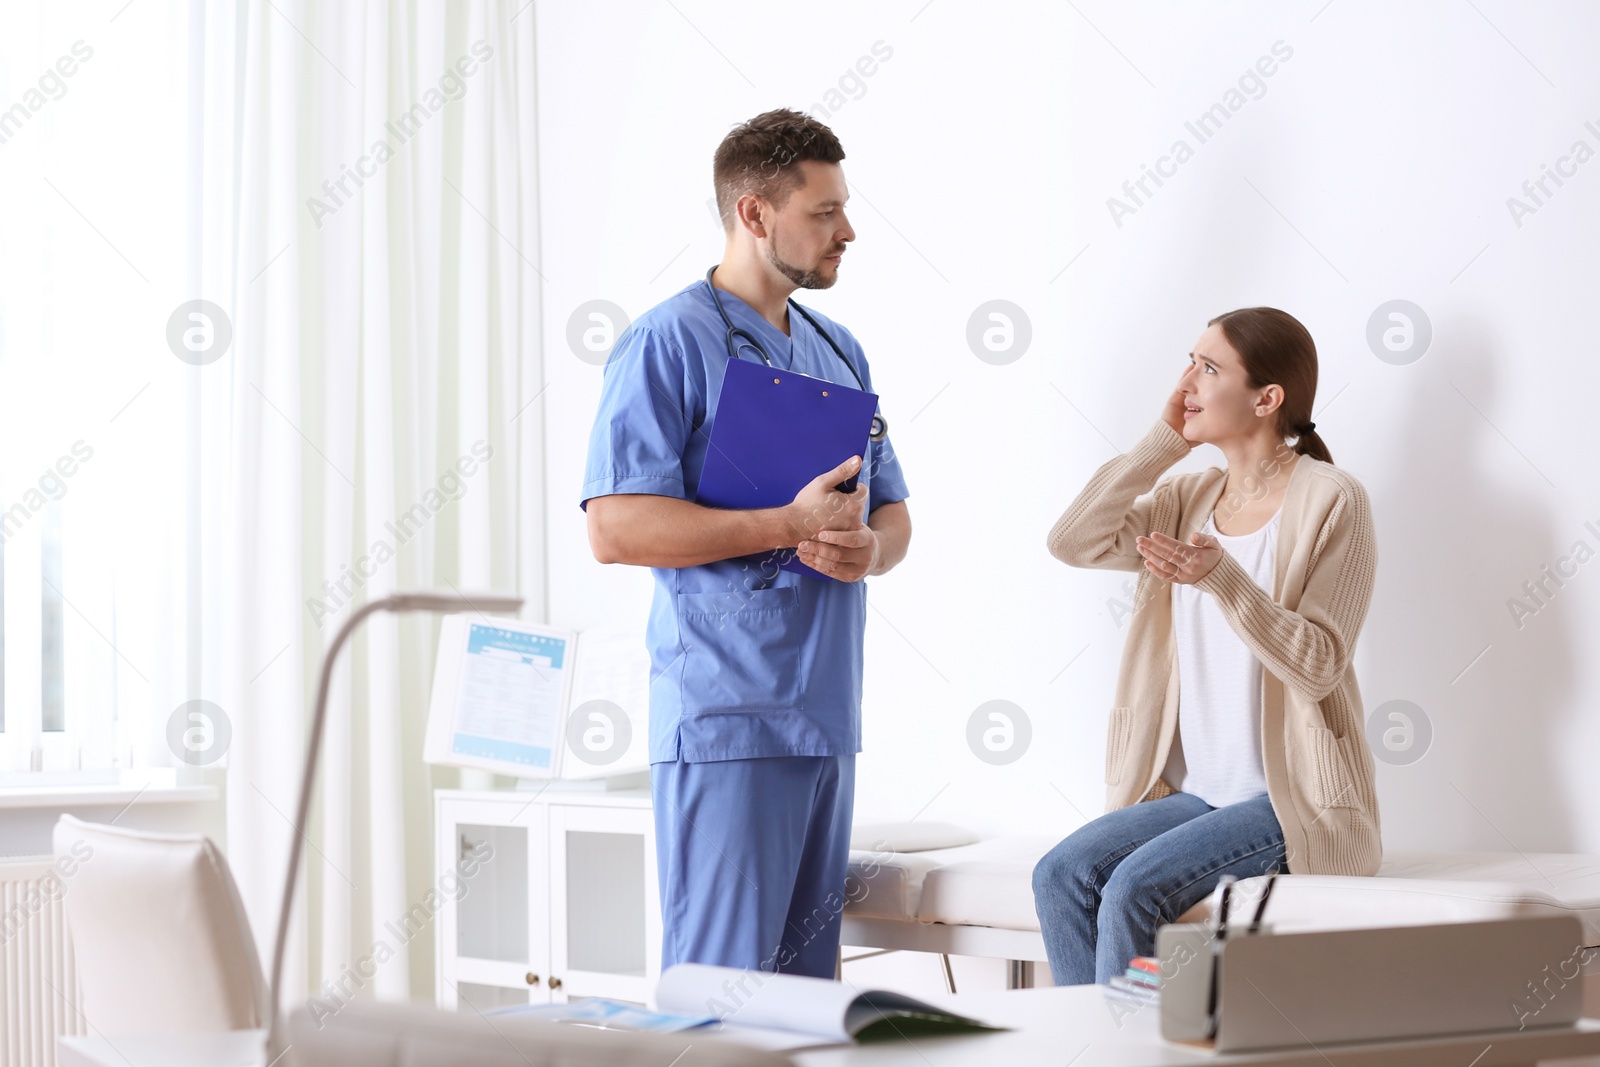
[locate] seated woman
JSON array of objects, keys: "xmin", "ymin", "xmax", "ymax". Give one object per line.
[{"xmin": 1033, "ymin": 306, "xmax": 1380, "ymax": 986}]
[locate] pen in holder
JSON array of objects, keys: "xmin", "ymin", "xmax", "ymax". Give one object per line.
[
  {"xmin": 1157, "ymin": 871, "xmax": 1279, "ymax": 1046},
  {"xmin": 1202, "ymin": 872, "xmax": 1277, "ymax": 1039},
  {"xmin": 1202, "ymin": 875, "xmax": 1235, "ymax": 1040}
]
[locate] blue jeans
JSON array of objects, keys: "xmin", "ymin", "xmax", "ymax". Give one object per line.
[{"xmin": 1032, "ymin": 792, "xmax": 1287, "ymax": 985}]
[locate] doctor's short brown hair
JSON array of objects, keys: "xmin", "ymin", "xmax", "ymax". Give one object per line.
[{"xmin": 713, "ymin": 109, "xmax": 845, "ymax": 230}]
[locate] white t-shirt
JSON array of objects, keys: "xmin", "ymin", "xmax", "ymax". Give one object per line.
[{"xmin": 1161, "ymin": 507, "xmax": 1280, "ymax": 808}]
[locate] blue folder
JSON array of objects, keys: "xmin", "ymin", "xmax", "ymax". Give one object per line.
[{"xmin": 694, "ymin": 357, "xmax": 879, "ymax": 582}]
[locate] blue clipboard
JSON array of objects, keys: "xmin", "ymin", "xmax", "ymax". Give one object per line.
[{"xmin": 694, "ymin": 357, "xmax": 879, "ymax": 582}]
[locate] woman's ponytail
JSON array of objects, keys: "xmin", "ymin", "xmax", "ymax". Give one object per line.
[{"xmin": 1292, "ymin": 423, "xmax": 1332, "ymax": 463}]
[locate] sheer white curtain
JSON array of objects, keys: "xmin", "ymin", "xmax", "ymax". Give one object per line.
[{"xmin": 207, "ymin": 0, "xmax": 544, "ymax": 1003}]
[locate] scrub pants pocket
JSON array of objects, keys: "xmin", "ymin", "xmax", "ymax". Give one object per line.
[{"xmin": 677, "ymin": 586, "xmax": 805, "ymax": 711}]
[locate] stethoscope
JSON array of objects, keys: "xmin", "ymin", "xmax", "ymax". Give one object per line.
[{"xmin": 704, "ymin": 266, "xmax": 888, "ymax": 442}]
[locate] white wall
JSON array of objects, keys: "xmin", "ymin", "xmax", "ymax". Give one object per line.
[{"xmin": 536, "ymin": 0, "xmax": 1600, "ymax": 858}]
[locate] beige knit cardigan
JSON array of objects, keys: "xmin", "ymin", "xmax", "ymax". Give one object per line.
[{"xmin": 1047, "ymin": 420, "xmax": 1381, "ymax": 877}]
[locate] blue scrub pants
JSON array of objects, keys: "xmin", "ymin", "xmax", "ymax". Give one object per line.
[{"xmin": 651, "ymin": 754, "xmax": 855, "ymax": 978}]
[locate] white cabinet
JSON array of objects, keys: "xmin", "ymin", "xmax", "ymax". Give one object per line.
[{"xmin": 434, "ymin": 787, "xmax": 659, "ymax": 1011}]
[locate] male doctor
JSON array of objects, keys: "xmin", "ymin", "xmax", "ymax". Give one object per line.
[{"xmin": 581, "ymin": 109, "xmax": 911, "ymax": 978}]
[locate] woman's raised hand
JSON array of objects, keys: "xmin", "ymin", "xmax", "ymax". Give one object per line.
[{"xmin": 1137, "ymin": 531, "xmax": 1222, "ymax": 584}]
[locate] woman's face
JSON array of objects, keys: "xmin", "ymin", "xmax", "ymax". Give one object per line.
[{"xmin": 1177, "ymin": 323, "xmax": 1274, "ymax": 445}]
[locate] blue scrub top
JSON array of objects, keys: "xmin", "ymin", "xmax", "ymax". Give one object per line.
[{"xmin": 581, "ymin": 278, "xmax": 910, "ymax": 764}]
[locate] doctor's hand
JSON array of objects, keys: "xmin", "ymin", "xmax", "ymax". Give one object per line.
[
  {"xmin": 797, "ymin": 526, "xmax": 878, "ymax": 583},
  {"xmin": 786, "ymin": 456, "xmax": 868, "ymax": 543},
  {"xmin": 1136, "ymin": 531, "xmax": 1222, "ymax": 585}
]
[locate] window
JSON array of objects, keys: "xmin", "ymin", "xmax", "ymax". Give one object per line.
[{"xmin": 0, "ymin": 1, "xmax": 212, "ymax": 775}]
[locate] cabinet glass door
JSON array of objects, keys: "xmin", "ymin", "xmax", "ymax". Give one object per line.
[
  {"xmin": 435, "ymin": 796, "xmax": 549, "ymax": 1009},
  {"xmin": 546, "ymin": 804, "xmax": 658, "ymax": 1004}
]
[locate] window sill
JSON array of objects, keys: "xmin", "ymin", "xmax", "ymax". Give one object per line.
[{"xmin": 0, "ymin": 770, "xmax": 218, "ymax": 810}]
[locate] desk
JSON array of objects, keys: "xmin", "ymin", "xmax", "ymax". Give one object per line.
[
  {"xmin": 791, "ymin": 986, "xmax": 1600, "ymax": 1067},
  {"xmin": 57, "ymin": 990, "xmax": 1600, "ymax": 1067}
]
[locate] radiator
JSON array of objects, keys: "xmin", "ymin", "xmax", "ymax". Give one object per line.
[{"xmin": 1, "ymin": 856, "xmax": 83, "ymax": 1067}]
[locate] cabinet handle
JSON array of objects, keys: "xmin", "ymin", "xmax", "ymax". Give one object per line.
[
  {"xmin": 548, "ymin": 977, "xmax": 563, "ymax": 991},
  {"xmin": 524, "ymin": 972, "xmax": 540, "ymax": 987}
]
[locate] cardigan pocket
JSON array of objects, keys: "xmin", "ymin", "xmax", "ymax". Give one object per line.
[
  {"xmin": 1307, "ymin": 726, "xmax": 1360, "ymax": 811},
  {"xmin": 1105, "ymin": 707, "xmax": 1133, "ymax": 785}
]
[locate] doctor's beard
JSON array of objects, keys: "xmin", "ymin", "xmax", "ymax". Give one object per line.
[{"xmin": 765, "ymin": 228, "xmax": 840, "ymax": 290}]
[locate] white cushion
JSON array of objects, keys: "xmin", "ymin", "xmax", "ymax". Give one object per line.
[
  {"xmin": 846, "ymin": 847, "xmax": 949, "ymax": 920},
  {"xmin": 845, "ymin": 840, "xmax": 1600, "ymax": 944},
  {"xmin": 916, "ymin": 838, "xmax": 1064, "ymax": 930},
  {"xmin": 846, "ymin": 837, "xmax": 1056, "ymax": 925},
  {"xmin": 849, "ymin": 821, "xmax": 979, "ymax": 853}
]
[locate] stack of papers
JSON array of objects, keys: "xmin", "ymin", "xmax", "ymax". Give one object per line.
[{"xmin": 1105, "ymin": 956, "xmax": 1163, "ymax": 1007}]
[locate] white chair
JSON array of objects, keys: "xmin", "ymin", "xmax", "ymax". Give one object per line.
[{"xmin": 52, "ymin": 814, "xmax": 268, "ymax": 1035}]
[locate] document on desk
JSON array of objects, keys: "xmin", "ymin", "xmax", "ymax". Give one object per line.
[
  {"xmin": 694, "ymin": 357, "xmax": 879, "ymax": 582},
  {"xmin": 654, "ymin": 964, "xmax": 1004, "ymax": 1050}
]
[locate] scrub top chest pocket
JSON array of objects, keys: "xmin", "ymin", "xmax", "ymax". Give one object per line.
[{"xmin": 676, "ymin": 586, "xmax": 807, "ymax": 714}]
